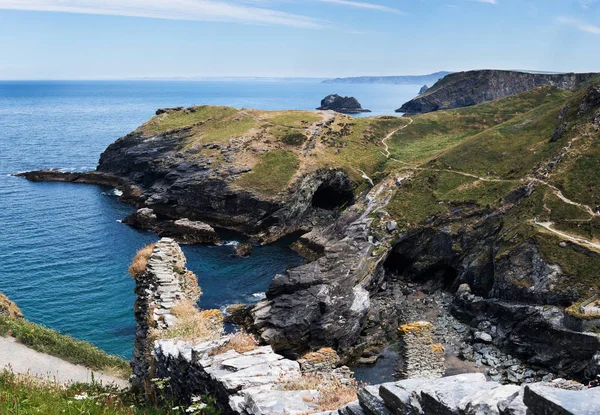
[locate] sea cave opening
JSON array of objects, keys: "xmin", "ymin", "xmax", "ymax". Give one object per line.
[
  {"xmin": 416, "ymin": 264, "xmax": 458, "ymax": 291},
  {"xmin": 311, "ymin": 182, "xmax": 354, "ymax": 211},
  {"xmin": 383, "ymin": 251, "xmax": 413, "ymax": 275}
]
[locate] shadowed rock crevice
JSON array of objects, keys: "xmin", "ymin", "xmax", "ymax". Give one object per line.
[{"xmin": 311, "ymin": 181, "xmax": 354, "ymax": 211}]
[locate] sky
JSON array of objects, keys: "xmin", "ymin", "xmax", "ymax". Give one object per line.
[{"xmin": 0, "ymin": 0, "xmax": 599, "ymax": 79}]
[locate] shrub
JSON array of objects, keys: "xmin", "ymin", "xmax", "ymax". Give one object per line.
[
  {"xmin": 281, "ymin": 132, "xmax": 307, "ymax": 146},
  {"xmin": 209, "ymin": 331, "xmax": 259, "ymax": 356},
  {"xmin": 279, "ymin": 372, "xmax": 359, "ymax": 413},
  {"xmin": 129, "ymin": 244, "xmax": 156, "ymax": 278},
  {"xmin": 162, "ymin": 301, "xmax": 223, "ymax": 342}
]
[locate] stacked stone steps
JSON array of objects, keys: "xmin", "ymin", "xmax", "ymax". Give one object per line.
[{"xmin": 321, "ymin": 373, "xmax": 600, "ymax": 415}]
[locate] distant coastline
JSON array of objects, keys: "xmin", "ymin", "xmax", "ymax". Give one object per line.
[{"xmin": 322, "ymin": 71, "xmax": 452, "ymax": 85}]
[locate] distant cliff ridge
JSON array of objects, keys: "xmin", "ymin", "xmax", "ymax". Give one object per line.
[
  {"xmin": 397, "ymin": 70, "xmax": 599, "ymax": 115},
  {"xmin": 322, "ymin": 71, "xmax": 452, "ymax": 85}
]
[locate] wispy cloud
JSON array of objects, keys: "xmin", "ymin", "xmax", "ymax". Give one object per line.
[
  {"xmin": 0, "ymin": 0, "xmax": 325, "ymax": 28},
  {"xmin": 556, "ymin": 16, "xmax": 600, "ymax": 35},
  {"xmin": 316, "ymin": 0, "xmax": 405, "ymax": 14},
  {"xmin": 580, "ymin": 0, "xmax": 599, "ymax": 9},
  {"xmin": 472, "ymin": 0, "xmax": 497, "ymax": 4}
]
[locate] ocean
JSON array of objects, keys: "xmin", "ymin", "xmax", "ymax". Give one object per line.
[{"xmin": 0, "ymin": 80, "xmax": 420, "ymax": 359}]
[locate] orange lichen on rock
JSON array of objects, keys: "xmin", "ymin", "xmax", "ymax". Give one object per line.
[
  {"xmin": 430, "ymin": 343, "xmax": 445, "ymax": 354},
  {"xmin": 398, "ymin": 321, "xmax": 434, "ymax": 335}
]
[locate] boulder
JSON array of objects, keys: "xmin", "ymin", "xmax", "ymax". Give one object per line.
[
  {"xmin": 523, "ymin": 384, "xmax": 600, "ymax": 415},
  {"xmin": 235, "ymin": 243, "xmax": 253, "ymax": 257}
]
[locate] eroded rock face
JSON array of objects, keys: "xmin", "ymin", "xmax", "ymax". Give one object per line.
[
  {"xmin": 452, "ymin": 290, "xmax": 600, "ymax": 380},
  {"xmin": 397, "ymin": 70, "xmax": 597, "ymax": 115},
  {"xmin": 317, "ymin": 95, "xmax": 371, "ymax": 114},
  {"xmin": 0, "ymin": 291, "xmax": 23, "ymax": 319}
]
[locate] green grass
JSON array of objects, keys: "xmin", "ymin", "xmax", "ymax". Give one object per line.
[
  {"xmin": 269, "ymin": 111, "xmax": 321, "ymax": 127},
  {"xmin": 388, "ymin": 86, "xmax": 571, "ymax": 166},
  {"xmin": 281, "ymin": 132, "xmax": 307, "ymax": 146},
  {"xmin": 140, "ymin": 106, "xmax": 259, "ymax": 144},
  {"xmin": 235, "ymin": 149, "xmax": 299, "ymax": 196},
  {"xmin": 0, "ymin": 370, "xmax": 220, "ymax": 415},
  {"xmin": 0, "ymin": 316, "xmax": 130, "ymax": 378}
]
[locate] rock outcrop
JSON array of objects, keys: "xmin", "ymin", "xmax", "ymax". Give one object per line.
[
  {"xmin": 123, "ymin": 208, "xmax": 220, "ymax": 244},
  {"xmin": 0, "ymin": 291, "xmax": 23, "ymax": 319},
  {"xmin": 320, "ymin": 373, "xmax": 600, "ymax": 415},
  {"xmin": 397, "ymin": 70, "xmax": 597, "ymax": 114},
  {"xmin": 317, "ymin": 95, "xmax": 371, "ymax": 113},
  {"xmin": 452, "ymin": 288, "xmax": 600, "ymax": 381},
  {"xmin": 418, "ymin": 85, "xmax": 429, "ymax": 95}
]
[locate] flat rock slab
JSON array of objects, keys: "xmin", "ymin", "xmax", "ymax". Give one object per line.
[
  {"xmin": 524, "ymin": 384, "xmax": 600, "ymax": 415},
  {"xmin": 459, "ymin": 385, "xmax": 521, "ymax": 415},
  {"xmin": 245, "ymin": 389, "xmax": 320, "ymax": 415},
  {"xmin": 221, "ymin": 353, "xmax": 283, "ymax": 371},
  {"xmin": 419, "ymin": 373, "xmax": 495, "ymax": 415}
]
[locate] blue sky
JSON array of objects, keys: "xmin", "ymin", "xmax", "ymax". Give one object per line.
[{"xmin": 0, "ymin": 0, "xmax": 599, "ymax": 79}]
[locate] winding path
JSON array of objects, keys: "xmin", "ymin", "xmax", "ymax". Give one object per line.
[
  {"xmin": 534, "ymin": 221, "xmax": 600, "ymax": 252},
  {"xmin": 381, "ymin": 118, "xmax": 413, "ymax": 158},
  {"xmin": 0, "ymin": 336, "xmax": 128, "ymax": 388}
]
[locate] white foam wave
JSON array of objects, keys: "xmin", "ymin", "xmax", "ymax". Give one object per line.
[
  {"xmin": 219, "ymin": 241, "xmax": 239, "ymax": 246},
  {"xmin": 252, "ymin": 292, "xmax": 266, "ymax": 300}
]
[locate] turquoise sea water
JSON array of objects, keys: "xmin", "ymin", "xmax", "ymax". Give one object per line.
[{"xmin": 0, "ymin": 80, "xmax": 420, "ymax": 359}]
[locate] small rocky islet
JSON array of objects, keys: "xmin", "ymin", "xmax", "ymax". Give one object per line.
[{"xmin": 15, "ymin": 69, "xmax": 600, "ymax": 414}]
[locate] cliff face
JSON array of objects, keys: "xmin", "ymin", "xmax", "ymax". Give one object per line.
[{"xmin": 397, "ymin": 70, "xmax": 598, "ymax": 114}]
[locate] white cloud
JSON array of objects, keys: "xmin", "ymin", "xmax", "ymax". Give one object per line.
[
  {"xmin": 472, "ymin": 0, "xmax": 497, "ymax": 4},
  {"xmin": 316, "ymin": 0, "xmax": 404, "ymax": 14},
  {"xmin": 556, "ymin": 16, "xmax": 600, "ymax": 35},
  {"xmin": 0, "ymin": 0, "xmax": 325, "ymax": 28}
]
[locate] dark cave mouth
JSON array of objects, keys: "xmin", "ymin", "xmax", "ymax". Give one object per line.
[
  {"xmin": 311, "ymin": 182, "xmax": 354, "ymax": 211},
  {"xmin": 384, "ymin": 252, "xmax": 458, "ymax": 291}
]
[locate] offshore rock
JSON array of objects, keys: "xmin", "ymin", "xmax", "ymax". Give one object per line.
[
  {"xmin": 317, "ymin": 94, "xmax": 371, "ymax": 114},
  {"xmin": 397, "ymin": 70, "xmax": 597, "ymax": 115},
  {"xmin": 234, "ymin": 243, "xmax": 253, "ymax": 257},
  {"xmin": 123, "ymin": 208, "xmax": 219, "ymax": 244}
]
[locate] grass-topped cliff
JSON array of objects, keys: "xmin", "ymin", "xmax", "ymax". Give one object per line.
[{"xmin": 23, "ymin": 76, "xmax": 600, "ymax": 309}]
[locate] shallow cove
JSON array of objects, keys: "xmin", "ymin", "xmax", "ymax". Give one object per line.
[{"xmin": 0, "ymin": 80, "xmax": 419, "ymax": 360}]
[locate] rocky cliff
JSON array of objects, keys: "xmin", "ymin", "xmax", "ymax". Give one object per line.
[
  {"xmin": 19, "ymin": 76, "xmax": 600, "ymax": 385},
  {"xmin": 397, "ymin": 70, "xmax": 598, "ymax": 114}
]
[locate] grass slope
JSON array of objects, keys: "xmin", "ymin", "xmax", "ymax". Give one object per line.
[
  {"xmin": 0, "ymin": 370, "xmax": 219, "ymax": 414},
  {"xmin": 0, "ymin": 316, "xmax": 130, "ymax": 378}
]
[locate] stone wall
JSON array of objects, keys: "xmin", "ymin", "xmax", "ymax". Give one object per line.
[
  {"xmin": 396, "ymin": 322, "xmax": 445, "ymax": 379},
  {"xmin": 131, "ymin": 238, "xmax": 201, "ymax": 391}
]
